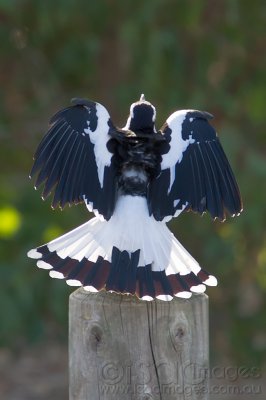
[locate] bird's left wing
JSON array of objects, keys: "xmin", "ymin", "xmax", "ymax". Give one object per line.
[
  {"xmin": 30, "ymin": 98, "xmax": 118, "ymax": 220},
  {"xmin": 148, "ymin": 110, "xmax": 243, "ymax": 222}
]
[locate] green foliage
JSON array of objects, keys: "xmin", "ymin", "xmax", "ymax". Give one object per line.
[{"xmin": 0, "ymin": 0, "xmax": 265, "ymax": 365}]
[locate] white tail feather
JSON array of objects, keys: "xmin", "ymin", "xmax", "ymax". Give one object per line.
[{"xmin": 28, "ymin": 195, "xmax": 216, "ymax": 301}]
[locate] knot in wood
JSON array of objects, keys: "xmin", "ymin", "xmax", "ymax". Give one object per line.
[
  {"xmin": 86, "ymin": 322, "xmax": 104, "ymax": 351},
  {"xmin": 175, "ymin": 327, "xmax": 185, "ymax": 339},
  {"xmin": 170, "ymin": 322, "xmax": 189, "ymax": 351}
]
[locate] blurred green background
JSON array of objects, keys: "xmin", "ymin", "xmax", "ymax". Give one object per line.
[{"xmin": 0, "ymin": 0, "xmax": 265, "ymax": 395}]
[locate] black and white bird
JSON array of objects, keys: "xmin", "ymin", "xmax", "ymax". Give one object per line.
[{"xmin": 28, "ymin": 94, "xmax": 242, "ymax": 301}]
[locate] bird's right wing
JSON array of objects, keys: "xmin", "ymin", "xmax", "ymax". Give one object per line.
[
  {"xmin": 148, "ymin": 109, "xmax": 243, "ymax": 222},
  {"xmin": 30, "ymin": 98, "xmax": 119, "ymax": 220}
]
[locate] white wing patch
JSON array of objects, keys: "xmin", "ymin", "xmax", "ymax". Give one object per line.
[
  {"xmin": 84, "ymin": 103, "xmax": 112, "ymax": 187},
  {"xmin": 162, "ymin": 201, "xmax": 187, "ymax": 223},
  {"xmin": 161, "ymin": 110, "xmax": 195, "ymax": 170},
  {"xmin": 168, "ymin": 165, "xmax": 176, "ymax": 193}
]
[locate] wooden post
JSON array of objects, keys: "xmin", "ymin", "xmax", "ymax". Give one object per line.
[{"xmin": 69, "ymin": 288, "xmax": 209, "ymax": 400}]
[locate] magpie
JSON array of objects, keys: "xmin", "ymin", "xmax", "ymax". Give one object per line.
[{"xmin": 28, "ymin": 94, "xmax": 243, "ymax": 301}]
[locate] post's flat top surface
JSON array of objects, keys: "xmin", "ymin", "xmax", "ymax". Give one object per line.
[{"xmin": 70, "ymin": 287, "xmax": 208, "ymax": 306}]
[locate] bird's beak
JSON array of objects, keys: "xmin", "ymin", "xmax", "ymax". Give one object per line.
[{"xmin": 139, "ymin": 93, "xmax": 145, "ymax": 102}]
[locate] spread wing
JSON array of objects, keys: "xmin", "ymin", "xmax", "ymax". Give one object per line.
[
  {"xmin": 30, "ymin": 98, "xmax": 118, "ymax": 220},
  {"xmin": 148, "ymin": 110, "xmax": 243, "ymax": 222}
]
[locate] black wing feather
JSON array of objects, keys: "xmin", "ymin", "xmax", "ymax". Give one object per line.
[
  {"xmin": 59, "ymin": 137, "xmax": 82, "ymax": 207},
  {"xmin": 36, "ymin": 126, "xmax": 73, "ymax": 190},
  {"xmin": 30, "ymin": 99, "xmax": 119, "ymax": 219},
  {"xmin": 210, "ymin": 140, "xmax": 242, "ymax": 215},
  {"xmin": 149, "ymin": 110, "xmax": 242, "ymax": 221},
  {"xmin": 202, "ymin": 143, "xmax": 225, "ymax": 219}
]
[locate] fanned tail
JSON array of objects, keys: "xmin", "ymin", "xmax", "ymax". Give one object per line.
[{"xmin": 28, "ymin": 197, "xmax": 217, "ymax": 301}]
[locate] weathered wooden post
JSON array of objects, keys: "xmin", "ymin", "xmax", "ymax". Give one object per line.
[{"xmin": 69, "ymin": 289, "xmax": 209, "ymax": 400}]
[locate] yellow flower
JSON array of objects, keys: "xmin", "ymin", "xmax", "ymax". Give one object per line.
[{"xmin": 0, "ymin": 206, "xmax": 22, "ymax": 238}]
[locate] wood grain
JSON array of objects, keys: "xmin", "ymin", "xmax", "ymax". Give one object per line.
[{"xmin": 69, "ymin": 288, "xmax": 209, "ymax": 400}]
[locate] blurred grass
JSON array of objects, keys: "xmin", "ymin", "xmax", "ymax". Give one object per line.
[{"xmin": 0, "ymin": 0, "xmax": 265, "ymax": 366}]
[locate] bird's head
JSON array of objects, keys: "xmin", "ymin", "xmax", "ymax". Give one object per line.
[{"xmin": 123, "ymin": 94, "xmax": 156, "ymax": 134}]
